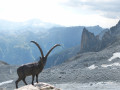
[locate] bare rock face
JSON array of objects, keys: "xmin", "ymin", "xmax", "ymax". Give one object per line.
[
  {"xmin": 80, "ymin": 28, "xmax": 101, "ymax": 53},
  {"xmin": 15, "ymin": 82, "xmax": 60, "ymax": 90},
  {"xmin": 80, "ymin": 21, "xmax": 120, "ymax": 53}
]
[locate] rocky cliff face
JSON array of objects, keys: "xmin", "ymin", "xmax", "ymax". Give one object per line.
[
  {"xmin": 80, "ymin": 20, "xmax": 120, "ymax": 53},
  {"xmin": 80, "ymin": 28, "xmax": 101, "ymax": 53}
]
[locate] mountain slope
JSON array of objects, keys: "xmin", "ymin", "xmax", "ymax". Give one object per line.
[
  {"xmin": 46, "ymin": 45, "xmax": 80, "ymax": 68},
  {"xmin": 39, "ymin": 35, "xmax": 120, "ymax": 84}
]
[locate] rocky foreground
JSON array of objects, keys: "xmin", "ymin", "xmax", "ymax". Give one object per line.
[{"xmin": 15, "ymin": 82, "xmax": 60, "ymax": 90}]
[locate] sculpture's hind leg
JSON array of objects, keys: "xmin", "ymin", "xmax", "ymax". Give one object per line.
[
  {"xmin": 22, "ymin": 77, "xmax": 28, "ymax": 85},
  {"xmin": 15, "ymin": 77, "xmax": 22, "ymax": 88}
]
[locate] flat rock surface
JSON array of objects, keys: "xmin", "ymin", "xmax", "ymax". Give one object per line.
[{"xmin": 15, "ymin": 82, "xmax": 60, "ymax": 90}]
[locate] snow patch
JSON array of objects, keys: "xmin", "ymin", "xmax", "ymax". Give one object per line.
[
  {"xmin": 0, "ymin": 80, "xmax": 13, "ymax": 86},
  {"xmin": 88, "ymin": 64, "xmax": 98, "ymax": 70},
  {"xmin": 108, "ymin": 52, "xmax": 120, "ymax": 61},
  {"xmin": 101, "ymin": 62, "xmax": 120, "ymax": 68}
]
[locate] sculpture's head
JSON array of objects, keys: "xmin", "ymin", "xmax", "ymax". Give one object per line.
[{"xmin": 31, "ymin": 41, "xmax": 61, "ymax": 65}]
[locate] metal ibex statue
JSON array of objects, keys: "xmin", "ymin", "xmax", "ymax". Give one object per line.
[{"xmin": 15, "ymin": 41, "xmax": 61, "ymax": 88}]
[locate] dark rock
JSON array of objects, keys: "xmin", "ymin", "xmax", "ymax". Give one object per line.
[
  {"xmin": 80, "ymin": 28, "xmax": 101, "ymax": 53},
  {"xmin": 80, "ymin": 20, "xmax": 120, "ymax": 53}
]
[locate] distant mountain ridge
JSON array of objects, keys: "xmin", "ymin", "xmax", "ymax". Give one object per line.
[
  {"xmin": 0, "ymin": 60, "xmax": 8, "ymax": 66},
  {"xmin": 0, "ymin": 19, "xmax": 59, "ymax": 31}
]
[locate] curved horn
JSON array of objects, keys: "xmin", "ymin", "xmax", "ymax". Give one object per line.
[
  {"xmin": 31, "ymin": 41, "xmax": 44, "ymax": 58},
  {"xmin": 45, "ymin": 44, "xmax": 61, "ymax": 59}
]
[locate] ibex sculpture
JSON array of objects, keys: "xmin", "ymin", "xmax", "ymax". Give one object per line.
[{"xmin": 15, "ymin": 41, "xmax": 60, "ymax": 88}]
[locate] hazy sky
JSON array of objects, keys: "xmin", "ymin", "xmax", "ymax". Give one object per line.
[{"xmin": 0, "ymin": 0, "xmax": 119, "ymax": 28}]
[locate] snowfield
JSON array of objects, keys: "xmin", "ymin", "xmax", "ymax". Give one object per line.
[
  {"xmin": 101, "ymin": 62, "xmax": 120, "ymax": 68},
  {"xmin": 88, "ymin": 64, "xmax": 98, "ymax": 70},
  {"xmin": 108, "ymin": 52, "xmax": 120, "ymax": 61}
]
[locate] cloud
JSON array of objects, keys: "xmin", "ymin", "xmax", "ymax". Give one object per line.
[
  {"xmin": 64, "ymin": 0, "xmax": 120, "ymax": 19},
  {"xmin": 0, "ymin": 0, "xmax": 119, "ymax": 28}
]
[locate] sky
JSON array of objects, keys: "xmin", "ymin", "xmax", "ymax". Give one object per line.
[{"xmin": 0, "ymin": 0, "xmax": 119, "ymax": 28}]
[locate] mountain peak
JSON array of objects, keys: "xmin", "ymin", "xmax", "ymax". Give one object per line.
[
  {"xmin": 116, "ymin": 20, "xmax": 120, "ymax": 27},
  {"xmin": 80, "ymin": 28, "xmax": 101, "ymax": 53},
  {"xmin": 0, "ymin": 60, "xmax": 9, "ymax": 66},
  {"xmin": 117, "ymin": 20, "xmax": 120, "ymax": 24},
  {"xmin": 82, "ymin": 27, "xmax": 91, "ymax": 35},
  {"xmin": 83, "ymin": 27, "xmax": 88, "ymax": 31},
  {"xmin": 110, "ymin": 20, "xmax": 120, "ymax": 35}
]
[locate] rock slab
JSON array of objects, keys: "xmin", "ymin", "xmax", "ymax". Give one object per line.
[{"xmin": 15, "ymin": 82, "xmax": 60, "ymax": 90}]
